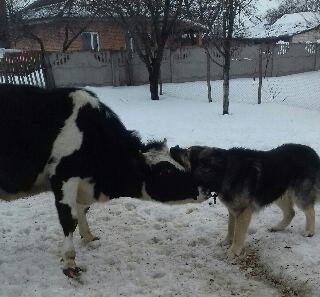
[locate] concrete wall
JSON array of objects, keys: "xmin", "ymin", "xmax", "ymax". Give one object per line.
[
  {"xmin": 292, "ymin": 28, "xmax": 320, "ymax": 43},
  {"xmin": 49, "ymin": 43, "xmax": 320, "ymax": 88}
]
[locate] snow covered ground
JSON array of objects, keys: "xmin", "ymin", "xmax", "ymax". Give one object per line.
[{"xmin": 1, "ymin": 72, "xmax": 320, "ymax": 297}]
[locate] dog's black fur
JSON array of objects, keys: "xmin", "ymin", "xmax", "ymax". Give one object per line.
[
  {"xmin": 171, "ymin": 144, "xmax": 320, "ymax": 210},
  {"xmin": 170, "ymin": 143, "xmax": 320, "ymax": 255}
]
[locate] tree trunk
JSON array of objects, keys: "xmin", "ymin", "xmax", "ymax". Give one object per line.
[
  {"xmin": 149, "ymin": 60, "xmax": 161, "ymax": 100},
  {"xmin": 258, "ymin": 47, "xmax": 263, "ymax": 104},
  {"xmin": 223, "ymin": 40, "xmax": 231, "ymax": 115},
  {"xmin": 206, "ymin": 49, "xmax": 212, "ymax": 103},
  {"xmin": 149, "ymin": 73, "xmax": 159, "ymax": 100},
  {"xmin": 159, "ymin": 67, "xmax": 163, "ymax": 95}
]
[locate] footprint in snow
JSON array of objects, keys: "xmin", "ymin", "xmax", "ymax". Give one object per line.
[
  {"xmin": 124, "ymin": 203, "xmax": 137, "ymax": 211},
  {"xmin": 152, "ymin": 271, "xmax": 166, "ymax": 279}
]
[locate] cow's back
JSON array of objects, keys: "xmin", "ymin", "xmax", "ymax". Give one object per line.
[{"xmin": 0, "ymin": 85, "xmax": 75, "ymax": 193}]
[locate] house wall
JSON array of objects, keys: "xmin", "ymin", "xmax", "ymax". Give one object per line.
[
  {"xmin": 12, "ymin": 20, "xmax": 126, "ymax": 52},
  {"xmin": 292, "ymin": 28, "xmax": 320, "ymax": 43}
]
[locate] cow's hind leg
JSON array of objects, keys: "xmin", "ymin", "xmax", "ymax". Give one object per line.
[
  {"xmin": 77, "ymin": 204, "xmax": 99, "ymax": 242},
  {"xmin": 51, "ymin": 177, "xmax": 81, "ymax": 278},
  {"xmin": 269, "ymin": 195, "xmax": 295, "ymax": 232}
]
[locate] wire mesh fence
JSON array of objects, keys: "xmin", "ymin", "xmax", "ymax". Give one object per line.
[
  {"xmin": 162, "ymin": 42, "xmax": 320, "ymax": 112},
  {"xmin": 162, "ymin": 69, "xmax": 320, "ymax": 112}
]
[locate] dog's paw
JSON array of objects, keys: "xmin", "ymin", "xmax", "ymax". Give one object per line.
[
  {"xmin": 220, "ymin": 237, "xmax": 232, "ymax": 247},
  {"xmin": 268, "ymin": 226, "xmax": 284, "ymax": 232},
  {"xmin": 229, "ymin": 244, "xmax": 243, "ymax": 257}
]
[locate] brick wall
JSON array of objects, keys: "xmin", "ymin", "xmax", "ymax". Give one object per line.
[{"xmin": 12, "ymin": 20, "xmax": 126, "ymax": 52}]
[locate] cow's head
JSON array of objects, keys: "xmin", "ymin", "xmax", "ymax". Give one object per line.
[{"xmin": 142, "ymin": 139, "xmax": 207, "ymax": 203}]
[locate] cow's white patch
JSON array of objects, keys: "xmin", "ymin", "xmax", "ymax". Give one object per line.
[
  {"xmin": 63, "ymin": 233, "xmax": 74, "ymax": 255},
  {"xmin": 97, "ymin": 193, "xmax": 110, "ymax": 203},
  {"xmin": 77, "ymin": 203, "xmax": 96, "ymax": 242},
  {"xmin": 140, "ymin": 183, "xmax": 153, "ymax": 201},
  {"xmin": 62, "ymin": 233, "xmax": 76, "ymax": 268},
  {"xmin": 47, "ymin": 90, "xmax": 99, "ymax": 176},
  {"xmin": 69, "ymin": 90, "xmax": 100, "ymax": 109},
  {"xmin": 143, "ymin": 148, "xmax": 185, "ymax": 171},
  {"xmin": 77, "ymin": 178, "xmax": 95, "ymax": 205},
  {"xmin": 61, "ymin": 177, "xmax": 80, "ymax": 219}
]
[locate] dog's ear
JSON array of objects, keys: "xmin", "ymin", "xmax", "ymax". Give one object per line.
[
  {"xmin": 170, "ymin": 146, "xmax": 191, "ymax": 170},
  {"xmin": 189, "ymin": 146, "xmax": 206, "ymax": 166}
]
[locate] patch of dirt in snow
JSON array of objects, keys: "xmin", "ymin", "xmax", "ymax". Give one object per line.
[{"xmin": 237, "ymin": 249, "xmax": 311, "ymax": 297}]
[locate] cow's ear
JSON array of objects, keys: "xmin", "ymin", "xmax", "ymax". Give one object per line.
[
  {"xmin": 162, "ymin": 138, "xmax": 169, "ymax": 151},
  {"xmin": 163, "ymin": 138, "xmax": 167, "ymax": 144}
]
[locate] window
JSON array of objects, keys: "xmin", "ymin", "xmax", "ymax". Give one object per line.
[{"xmin": 81, "ymin": 32, "xmax": 100, "ymax": 51}]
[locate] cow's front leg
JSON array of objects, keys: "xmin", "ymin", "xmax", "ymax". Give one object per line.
[
  {"xmin": 77, "ymin": 204, "xmax": 99, "ymax": 242},
  {"xmin": 52, "ymin": 177, "xmax": 81, "ymax": 278}
]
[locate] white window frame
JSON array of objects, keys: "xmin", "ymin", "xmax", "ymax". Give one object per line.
[{"xmin": 82, "ymin": 32, "xmax": 100, "ymax": 51}]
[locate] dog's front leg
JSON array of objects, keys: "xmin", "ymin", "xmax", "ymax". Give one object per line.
[
  {"xmin": 221, "ymin": 210, "xmax": 235, "ymax": 246},
  {"xmin": 230, "ymin": 207, "xmax": 253, "ymax": 256}
]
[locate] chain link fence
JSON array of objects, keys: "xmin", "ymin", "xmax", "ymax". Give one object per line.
[{"xmin": 161, "ymin": 42, "xmax": 320, "ymax": 111}]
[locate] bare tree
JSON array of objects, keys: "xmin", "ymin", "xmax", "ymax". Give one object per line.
[
  {"xmin": 185, "ymin": 0, "xmax": 255, "ymax": 114},
  {"xmin": 5, "ymin": 0, "xmax": 97, "ymax": 52},
  {"xmin": 0, "ymin": 0, "xmax": 10, "ymax": 47},
  {"xmin": 184, "ymin": 0, "xmax": 222, "ymax": 103},
  {"xmin": 99, "ymin": 0, "xmax": 184, "ymax": 100},
  {"xmin": 53, "ymin": 0, "xmax": 99, "ymax": 52}
]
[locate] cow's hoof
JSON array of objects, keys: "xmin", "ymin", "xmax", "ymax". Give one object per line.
[
  {"xmin": 81, "ymin": 235, "xmax": 100, "ymax": 242},
  {"xmin": 63, "ymin": 266, "xmax": 82, "ymax": 278}
]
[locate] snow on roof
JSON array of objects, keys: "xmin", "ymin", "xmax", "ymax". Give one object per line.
[
  {"xmin": 245, "ymin": 12, "xmax": 320, "ymax": 39},
  {"xmin": 23, "ymin": 0, "xmax": 91, "ymax": 21}
]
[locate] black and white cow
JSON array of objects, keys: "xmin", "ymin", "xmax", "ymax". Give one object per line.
[{"xmin": 0, "ymin": 84, "xmax": 202, "ymax": 277}]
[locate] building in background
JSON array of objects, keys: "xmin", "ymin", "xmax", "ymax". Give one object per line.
[{"xmin": 8, "ymin": 0, "xmax": 202, "ymax": 52}]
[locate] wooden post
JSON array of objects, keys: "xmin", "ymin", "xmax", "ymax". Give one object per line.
[
  {"xmin": 206, "ymin": 49, "xmax": 212, "ymax": 103},
  {"xmin": 314, "ymin": 43, "xmax": 318, "ymax": 71},
  {"xmin": 159, "ymin": 67, "xmax": 163, "ymax": 95},
  {"xmin": 125, "ymin": 49, "xmax": 133, "ymax": 86},
  {"xmin": 258, "ymin": 46, "xmax": 263, "ymax": 104},
  {"xmin": 169, "ymin": 49, "xmax": 173, "ymax": 83}
]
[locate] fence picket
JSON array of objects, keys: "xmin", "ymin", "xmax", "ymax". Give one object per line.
[{"xmin": 0, "ymin": 51, "xmax": 48, "ymax": 88}]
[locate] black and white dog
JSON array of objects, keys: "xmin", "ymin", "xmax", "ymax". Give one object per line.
[
  {"xmin": 170, "ymin": 144, "xmax": 320, "ymax": 256},
  {"xmin": 0, "ymin": 84, "xmax": 201, "ymax": 277}
]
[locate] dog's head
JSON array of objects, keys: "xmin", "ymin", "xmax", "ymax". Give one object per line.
[
  {"xmin": 170, "ymin": 145, "xmax": 227, "ymax": 194},
  {"xmin": 142, "ymin": 139, "xmax": 204, "ymax": 203}
]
